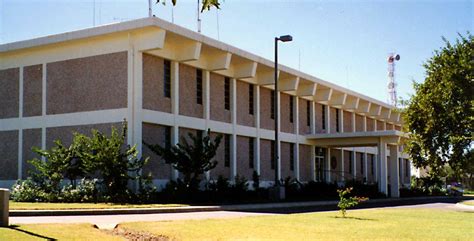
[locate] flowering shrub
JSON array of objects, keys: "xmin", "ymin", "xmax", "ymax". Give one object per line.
[{"xmin": 337, "ymin": 187, "xmax": 368, "ymax": 218}]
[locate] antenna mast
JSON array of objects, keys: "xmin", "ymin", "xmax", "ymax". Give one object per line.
[
  {"xmin": 148, "ymin": 0, "xmax": 152, "ymax": 17},
  {"xmin": 197, "ymin": 0, "xmax": 202, "ymax": 33},
  {"xmin": 387, "ymin": 53, "xmax": 400, "ymax": 106}
]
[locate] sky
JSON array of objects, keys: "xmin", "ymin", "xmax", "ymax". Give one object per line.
[{"xmin": 1, "ymin": 0, "xmax": 472, "ymax": 103}]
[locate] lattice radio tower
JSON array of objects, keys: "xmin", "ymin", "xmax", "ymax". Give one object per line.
[{"xmin": 387, "ymin": 53, "xmax": 400, "ymax": 106}]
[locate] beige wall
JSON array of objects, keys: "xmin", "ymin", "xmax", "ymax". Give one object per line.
[
  {"xmin": 142, "ymin": 123, "xmax": 172, "ymax": 179},
  {"xmin": 236, "ymin": 80, "xmax": 255, "ymax": 127},
  {"xmin": 0, "ymin": 68, "xmax": 19, "ymax": 119},
  {"xmin": 299, "ymin": 144, "xmax": 312, "ymax": 181},
  {"xmin": 376, "ymin": 120, "xmax": 385, "ymax": 131},
  {"xmin": 344, "ymin": 150, "xmax": 353, "ymax": 180},
  {"xmin": 259, "ymin": 87, "xmax": 275, "ymax": 130},
  {"xmin": 298, "ymin": 99, "xmax": 311, "ymax": 135},
  {"xmin": 46, "ymin": 52, "xmax": 127, "ymax": 115},
  {"xmin": 210, "ymin": 73, "xmax": 231, "ymax": 123},
  {"xmin": 330, "ymin": 107, "xmax": 338, "ymax": 133},
  {"xmin": 0, "ymin": 130, "xmax": 18, "ymax": 179},
  {"xmin": 210, "ymin": 132, "xmax": 230, "ymax": 179},
  {"xmin": 280, "ymin": 93, "xmax": 295, "ymax": 134},
  {"xmin": 179, "ymin": 64, "xmax": 204, "ymax": 118},
  {"xmin": 46, "ymin": 122, "xmax": 120, "ymax": 148},
  {"xmin": 22, "ymin": 128, "xmax": 42, "ymax": 178},
  {"xmin": 280, "ymin": 142, "xmax": 294, "ymax": 179},
  {"xmin": 259, "ymin": 139, "xmax": 273, "ymax": 181},
  {"xmin": 355, "ymin": 114, "xmax": 364, "ymax": 132},
  {"xmin": 366, "ymin": 118, "xmax": 375, "ymax": 132},
  {"xmin": 315, "ymin": 103, "xmax": 325, "ymax": 134},
  {"xmin": 236, "ymin": 135, "xmax": 254, "ymax": 179},
  {"xmin": 142, "ymin": 54, "xmax": 172, "ymax": 113},
  {"xmin": 343, "ymin": 111, "xmax": 353, "ymax": 132},
  {"xmin": 23, "ymin": 65, "xmax": 43, "ymax": 117}
]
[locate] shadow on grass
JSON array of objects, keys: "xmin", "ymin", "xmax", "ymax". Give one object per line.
[
  {"xmin": 7, "ymin": 225, "xmax": 57, "ymax": 241},
  {"xmin": 332, "ymin": 216, "xmax": 377, "ymax": 221}
]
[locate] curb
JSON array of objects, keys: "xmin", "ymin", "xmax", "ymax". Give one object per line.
[
  {"xmin": 455, "ymin": 203, "xmax": 474, "ymax": 210},
  {"xmin": 10, "ymin": 196, "xmax": 467, "ymax": 217}
]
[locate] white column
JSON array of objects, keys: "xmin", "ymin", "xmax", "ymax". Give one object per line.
[
  {"xmin": 378, "ymin": 138, "xmax": 388, "ymax": 195},
  {"xmin": 255, "ymin": 85, "xmax": 261, "ymax": 175},
  {"xmin": 171, "ymin": 61, "xmax": 180, "ymax": 180},
  {"xmin": 363, "ymin": 116, "xmax": 367, "ymax": 132},
  {"xmin": 325, "ymin": 105, "xmax": 330, "ymax": 133},
  {"xmin": 295, "ymin": 97, "xmax": 300, "ymax": 180},
  {"xmin": 389, "ymin": 144, "xmax": 400, "ymax": 197},
  {"xmin": 339, "ymin": 109, "xmax": 344, "ymax": 132},
  {"xmin": 230, "ymin": 78, "xmax": 237, "ymax": 180},
  {"xmin": 352, "ymin": 112, "xmax": 356, "ymax": 132},
  {"xmin": 41, "ymin": 63, "xmax": 46, "ymax": 161},
  {"xmin": 132, "ymin": 50, "xmax": 143, "ymax": 157},
  {"xmin": 203, "ymin": 71, "xmax": 211, "ymax": 181}
]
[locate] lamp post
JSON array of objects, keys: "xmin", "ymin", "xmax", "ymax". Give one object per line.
[{"xmin": 273, "ymin": 35, "xmax": 292, "ymax": 200}]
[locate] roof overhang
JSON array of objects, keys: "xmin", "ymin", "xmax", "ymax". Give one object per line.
[{"xmin": 306, "ymin": 130, "xmax": 407, "ymax": 147}]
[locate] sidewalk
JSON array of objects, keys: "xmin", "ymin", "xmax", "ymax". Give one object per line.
[{"xmin": 10, "ymin": 195, "xmax": 468, "ymax": 217}]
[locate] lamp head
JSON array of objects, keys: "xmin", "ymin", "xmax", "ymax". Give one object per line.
[{"xmin": 278, "ymin": 35, "xmax": 293, "ymax": 42}]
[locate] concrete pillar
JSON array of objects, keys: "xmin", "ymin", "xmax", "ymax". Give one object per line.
[
  {"xmin": 325, "ymin": 105, "xmax": 330, "ymax": 133},
  {"xmin": 171, "ymin": 61, "xmax": 180, "ymax": 180},
  {"xmin": 0, "ymin": 189, "xmax": 9, "ymax": 227},
  {"xmin": 255, "ymin": 85, "xmax": 261, "ymax": 175},
  {"xmin": 389, "ymin": 145, "xmax": 400, "ymax": 197},
  {"xmin": 230, "ymin": 78, "xmax": 237, "ymax": 180},
  {"xmin": 378, "ymin": 139, "xmax": 388, "ymax": 195}
]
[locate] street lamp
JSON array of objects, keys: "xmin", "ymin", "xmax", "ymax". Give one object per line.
[{"xmin": 273, "ymin": 34, "xmax": 293, "ymax": 200}]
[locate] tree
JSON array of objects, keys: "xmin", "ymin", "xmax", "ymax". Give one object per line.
[
  {"xmin": 144, "ymin": 129, "xmax": 222, "ymax": 190},
  {"xmin": 156, "ymin": 0, "xmax": 220, "ymax": 12},
  {"xmin": 403, "ymin": 33, "xmax": 473, "ymax": 180}
]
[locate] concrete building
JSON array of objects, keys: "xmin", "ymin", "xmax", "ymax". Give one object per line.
[{"xmin": 0, "ymin": 17, "xmax": 411, "ymax": 197}]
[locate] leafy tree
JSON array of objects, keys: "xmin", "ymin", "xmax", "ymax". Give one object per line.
[
  {"xmin": 337, "ymin": 187, "xmax": 368, "ymax": 218},
  {"xmin": 403, "ymin": 33, "xmax": 473, "ymax": 180},
  {"xmin": 156, "ymin": 0, "xmax": 220, "ymax": 12},
  {"xmin": 144, "ymin": 129, "xmax": 222, "ymax": 190}
]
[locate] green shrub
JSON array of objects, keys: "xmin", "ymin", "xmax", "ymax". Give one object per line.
[
  {"xmin": 59, "ymin": 178, "xmax": 98, "ymax": 203},
  {"xmin": 10, "ymin": 178, "xmax": 43, "ymax": 202}
]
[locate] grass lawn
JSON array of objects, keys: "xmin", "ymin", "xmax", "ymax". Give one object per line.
[
  {"xmin": 122, "ymin": 208, "xmax": 474, "ymax": 241},
  {"xmin": 0, "ymin": 223, "xmax": 122, "ymax": 241},
  {"xmin": 461, "ymin": 200, "xmax": 474, "ymax": 206},
  {"xmin": 9, "ymin": 201, "xmax": 188, "ymax": 210}
]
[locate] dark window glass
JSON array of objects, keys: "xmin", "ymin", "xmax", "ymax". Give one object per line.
[
  {"xmin": 270, "ymin": 140, "xmax": 275, "ymax": 170},
  {"xmin": 196, "ymin": 69, "xmax": 203, "ymax": 104},
  {"xmin": 371, "ymin": 155, "xmax": 374, "ymax": 175},
  {"xmin": 225, "ymin": 134, "xmax": 230, "ymax": 167},
  {"xmin": 249, "ymin": 85, "xmax": 254, "ymax": 115},
  {"xmin": 405, "ymin": 159, "xmax": 409, "ymax": 177},
  {"xmin": 290, "ymin": 143, "xmax": 294, "ymax": 171},
  {"xmin": 224, "ymin": 77, "xmax": 230, "ymax": 110},
  {"xmin": 360, "ymin": 153, "xmax": 364, "ymax": 174},
  {"xmin": 322, "ymin": 105, "xmax": 326, "ymax": 129},
  {"xmin": 289, "ymin": 96, "xmax": 294, "ymax": 123},
  {"xmin": 165, "ymin": 126, "xmax": 171, "ymax": 148},
  {"xmin": 349, "ymin": 152, "xmax": 353, "ymax": 174},
  {"xmin": 335, "ymin": 109, "xmax": 340, "ymax": 132},
  {"xmin": 249, "ymin": 138, "xmax": 254, "ymax": 169},
  {"xmin": 270, "ymin": 90, "xmax": 275, "ymax": 119},
  {"xmin": 306, "ymin": 101, "xmax": 311, "ymax": 126},
  {"xmin": 197, "ymin": 130, "xmax": 203, "ymax": 139},
  {"xmin": 164, "ymin": 60, "xmax": 171, "ymax": 98}
]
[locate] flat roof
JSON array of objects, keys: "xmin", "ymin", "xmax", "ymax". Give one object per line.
[{"xmin": 0, "ymin": 17, "xmax": 397, "ymax": 113}]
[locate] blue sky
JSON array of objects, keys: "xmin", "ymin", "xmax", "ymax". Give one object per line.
[{"xmin": 1, "ymin": 0, "xmax": 472, "ymax": 103}]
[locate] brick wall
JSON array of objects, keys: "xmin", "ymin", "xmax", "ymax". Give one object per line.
[
  {"xmin": 236, "ymin": 136, "xmax": 254, "ymax": 179},
  {"xmin": 143, "ymin": 54, "xmax": 172, "ymax": 113},
  {"xmin": 179, "ymin": 64, "xmax": 203, "ymax": 118},
  {"xmin": 0, "ymin": 68, "xmax": 19, "ymax": 118},
  {"xmin": 23, "ymin": 65, "xmax": 43, "ymax": 117},
  {"xmin": 298, "ymin": 99, "xmax": 311, "ymax": 135},
  {"xmin": 355, "ymin": 114, "xmax": 364, "ymax": 132},
  {"xmin": 0, "ymin": 130, "xmax": 18, "ymax": 179},
  {"xmin": 343, "ymin": 111, "xmax": 353, "ymax": 132},
  {"xmin": 210, "ymin": 73, "xmax": 231, "ymax": 123},
  {"xmin": 236, "ymin": 80, "xmax": 255, "ymax": 127},
  {"xmin": 366, "ymin": 118, "xmax": 375, "ymax": 132},
  {"xmin": 22, "ymin": 128, "xmax": 42, "ymax": 178},
  {"xmin": 299, "ymin": 144, "xmax": 312, "ymax": 182},
  {"xmin": 259, "ymin": 139, "xmax": 273, "ymax": 181},
  {"xmin": 142, "ymin": 123, "xmax": 172, "ymax": 179}
]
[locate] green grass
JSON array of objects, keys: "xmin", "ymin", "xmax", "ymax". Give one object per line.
[
  {"xmin": 122, "ymin": 208, "xmax": 474, "ymax": 241},
  {"xmin": 9, "ymin": 201, "xmax": 187, "ymax": 210},
  {"xmin": 461, "ymin": 200, "xmax": 474, "ymax": 206},
  {"xmin": 0, "ymin": 223, "xmax": 122, "ymax": 241}
]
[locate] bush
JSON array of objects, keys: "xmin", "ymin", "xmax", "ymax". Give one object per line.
[
  {"xmin": 337, "ymin": 187, "xmax": 368, "ymax": 218},
  {"xmin": 344, "ymin": 180, "xmax": 385, "ymax": 198},
  {"xmin": 10, "ymin": 178, "xmax": 44, "ymax": 202},
  {"xmin": 59, "ymin": 178, "xmax": 98, "ymax": 203},
  {"xmin": 410, "ymin": 176, "xmax": 447, "ymax": 196}
]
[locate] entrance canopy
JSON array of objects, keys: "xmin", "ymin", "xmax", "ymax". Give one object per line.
[{"xmin": 306, "ymin": 130, "xmax": 407, "ymax": 147}]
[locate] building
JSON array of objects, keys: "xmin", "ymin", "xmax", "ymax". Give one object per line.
[{"xmin": 0, "ymin": 17, "xmax": 411, "ymax": 197}]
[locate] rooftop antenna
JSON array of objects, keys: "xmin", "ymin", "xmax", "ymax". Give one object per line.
[
  {"xmin": 148, "ymin": 0, "xmax": 152, "ymax": 17},
  {"xmin": 298, "ymin": 49, "xmax": 301, "ymax": 71},
  {"xmin": 216, "ymin": 8, "xmax": 220, "ymax": 40},
  {"xmin": 93, "ymin": 0, "xmax": 96, "ymax": 26},
  {"xmin": 171, "ymin": 6, "xmax": 175, "ymax": 23},
  {"xmin": 387, "ymin": 53, "xmax": 400, "ymax": 106},
  {"xmin": 197, "ymin": 0, "xmax": 202, "ymax": 33}
]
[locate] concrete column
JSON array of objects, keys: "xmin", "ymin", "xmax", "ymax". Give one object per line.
[
  {"xmin": 230, "ymin": 78, "xmax": 237, "ymax": 180},
  {"xmin": 389, "ymin": 145, "xmax": 400, "ymax": 197},
  {"xmin": 363, "ymin": 116, "xmax": 367, "ymax": 132},
  {"xmin": 132, "ymin": 50, "xmax": 143, "ymax": 157},
  {"xmin": 310, "ymin": 101, "xmax": 316, "ymax": 134},
  {"xmin": 325, "ymin": 105, "xmax": 330, "ymax": 133},
  {"xmin": 339, "ymin": 109, "xmax": 344, "ymax": 132},
  {"xmin": 171, "ymin": 61, "xmax": 180, "ymax": 180},
  {"xmin": 352, "ymin": 112, "xmax": 356, "ymax": 132},
  {"xmin": 255, "ymin": 85, "xmax": 261, "ymax": 175},
  {"xmin": 18, "ymin": 66, "xmax": 24, "ymax": 179},
  {"xmin": 295, "ymin": 98, "xmax": 300, "ymax": 180},
  {"xmin": 203, "ymin": 71, "xmax": 211, "ymax": 125},
  {"xmin": 0, "ymin": 188, "xmax": 9, "ymax": 227},
  {"xmin": 378, "ymin": 138, "xmax": 388, "ymax": 195}
]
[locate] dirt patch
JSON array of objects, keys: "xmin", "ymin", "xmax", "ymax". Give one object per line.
[{"xmin": 104, "ymin": 226, "xmax": 173, "ymax": 241}]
